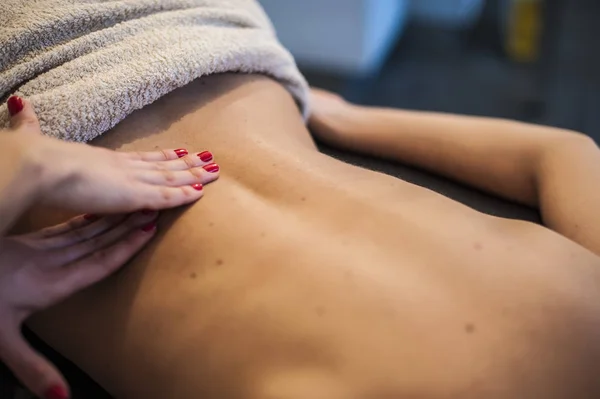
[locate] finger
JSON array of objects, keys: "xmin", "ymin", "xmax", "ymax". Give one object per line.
[
  {"xmin": 132, "ymin": 150, "xmax": 215, "ymax": 171},
  {"xmin": 34, "ymin": 214, "xmax": 128, "ymax": 250},
  {"xmin": 141, "ymin": 184, "xmax": 206, "ymax": 210},
  {"xmin": 46, "ymin": 211, "xmax": 158, "ymax": 266},
  {"xmin": 47, "ymin": 218, "xmax": 158, "ymax": 297},
  {"xmin": 22, "ymin": 214, "xmax": 102, "ymax": 241},
  {"xmin": 137, "ymin": 162, "xmax": 220, "ymax": 187},
  {"xmin": 0, "ymin": 327, "xmax": 69, "ymax": 399},
  {"xmin": 8, "ymin": 96, "xmax": 41, "ymax": 133},
  {"xmin": 124, "ymin": 148, "xmax": 190, "ymax": 162}
]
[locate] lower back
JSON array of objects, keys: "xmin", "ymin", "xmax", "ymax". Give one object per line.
[{"xmin": 25, "ymin": 73, "xmax": 600, "ymax": 398}]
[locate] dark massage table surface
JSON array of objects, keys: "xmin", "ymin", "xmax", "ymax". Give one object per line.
[{"xmin": 0, "ymin": 145, "xmax": 541, "ymax": 398}]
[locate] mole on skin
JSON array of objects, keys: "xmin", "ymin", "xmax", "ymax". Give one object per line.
[
  {"xmin": 190, "ymin": 272, "xmax": 197, "ymax": 279},
  {"xmin": 473, "ymin": 242, "xmax": 483, "ymax": 250},
  {"xmin": 216, "ymin": 259, "xmax": 224, "ymax": 266},
  {"xmin": 464, "ymin": 323, "xmax": 476, "ymax": 334}
]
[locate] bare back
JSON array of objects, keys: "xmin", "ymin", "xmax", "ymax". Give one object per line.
[{"xmin": 20, "ymin": 74, "xmax": 600, "ymax": 398}]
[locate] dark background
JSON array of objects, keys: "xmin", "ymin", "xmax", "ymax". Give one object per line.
[{"xmin": 305, "ymin": 0, "xmax": 600, "ymax": 143}]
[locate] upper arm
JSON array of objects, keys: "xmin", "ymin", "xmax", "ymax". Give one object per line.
[{"xmin": 536, "ymin": 134, "xmax": 600, "ymax": 255}]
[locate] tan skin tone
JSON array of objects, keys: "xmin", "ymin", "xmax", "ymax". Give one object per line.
[
  {"xmin": 13, "ymin": 73, "xmax": 600, "ymax": 398},
  {"xmin": 0, "ymin": 99, "xmax": 220, "ymax": 398}
]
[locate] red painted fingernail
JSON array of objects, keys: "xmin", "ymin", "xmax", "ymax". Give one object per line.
[
  {"xmin": 83, "ymin": 214, "xmax": 98, "ymax": 221},
  {"xmin": 7, "ymin": 96, "xmax": 24, "ymax": 117},
  {"xmin": 141, "ymin": 222, "xmax": 157, "ymax": 232},
  {"xmin": 45, "ymin": 384, "xmax": 69, "ymax": 399},
  {"xmin": 174, "ymin": 149, "xmax": 188, "ymax": 158},
  {"xmin": 191, "ymin": 183, "xmax": 203, "ymax": 191},
  {"xmin": 203, "ymin": 163, "xmax": 219, "ymax": 173},
  {"xmin": 197, "ymin": 151, "xmax": 213, "ymax": 162}
]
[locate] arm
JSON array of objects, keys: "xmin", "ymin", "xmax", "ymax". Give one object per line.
[
  {"xmin": 309, "ymin": 90, "xmax": 600, "ymax": 255},
  {"xmin": 0, "ymin": 97, "xmax": 220, "ymax": 399},
  {"xmin": 0, "ymin": 132, "xmax": 43, "ymax": 235},
  {"xmin": 1, "ymin": 96, "xmax": 217, "ymax": 237}
]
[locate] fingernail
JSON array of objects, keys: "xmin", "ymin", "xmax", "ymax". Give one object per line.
[
  {"xmin": 203, "ymin": 163, "xmax": 219, "ymax": 173},
  {"xmin": 7, "ymin": 96, "xmax": 24, "ymax": 117},
  {"xmin": 141, "ymin": 222, "xmax": 157, "ymax": 232},
  {"xmin": 45, "ymin": 385, "xmax": 69, "ymax": 399},
  {"xmin": 174, "ymin": 149, "xmax": 188, "ymax": 158},
  {"xmin": 197, "ymin": 151, "xmax": 213, "ymax": 162},
  {"xmin": 191, "ymin": 183, "xmax": 203, "ymax": 191},
  {"xmin": 83, "ymin": 214, "xmax": 98, "ymax": 221}
]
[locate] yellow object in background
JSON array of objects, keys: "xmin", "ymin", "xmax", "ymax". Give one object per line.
[{"xmin": 506, "ymin": 0, "xmax": 543, "ymax": 63}]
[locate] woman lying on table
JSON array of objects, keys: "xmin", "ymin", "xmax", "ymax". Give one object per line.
[{"xmin": 4, "ymin": 1, "xmax": 600, "ymax": 398}]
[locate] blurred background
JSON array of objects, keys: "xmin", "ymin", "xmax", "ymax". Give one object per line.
[
  {"xmin": 2, "ymin": 1, "xmax": 596, "ymax": 397},
  {"xmin": 260, "ymin": 0, "xmax": 600, "ymax": 143}
]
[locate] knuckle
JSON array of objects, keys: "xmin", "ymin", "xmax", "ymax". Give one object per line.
[
  {"xmin": 180, "ymin": 185, "xmax": 195, "ymax": 199},
  {"xmin": 38, "ymin": 227, "xmax": 58, "ymax": 239},
  {"xmin": 152, "ymin": 162, "xmax": 167, "ymax": 172},
  {"xmin": 160, "ymin": 149, "xmax": 171, "ymax": 161},
  {"xmin": 188, "ymin": 167, "xmax": 203, "ymax": 179},
  {"xmin": 161, "ymin": 169, "xmax": 177, "ymax": 184},
  {"xmin": 65, "ymin": 217, "xmax": 83, "ymax": 232},
  {"xmin": 182, "ymin": 156, "xmax": 196, "ymax": 169},
  {"xmin": 160, "ymin": 186, "xmax": 174, "ymax": 204},
  {"xmin": 91, "ymin": 248, "xmax": 114, "ymax": 270}
]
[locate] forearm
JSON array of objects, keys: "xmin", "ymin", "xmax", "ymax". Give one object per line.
[
  {"xmin": 535, "ymin": 136, "xmax": 600, "ymax": 254},
  {"xmin": 0, "ymin": 134, "xmax": 46, "ymax": 235},
  {"xmin": 339, "ymin": 106, "xmax": 578, "ymax": 207},
  {"xmin": 314, "ymin": 101, "xmax": 600, "ymax": 253}
]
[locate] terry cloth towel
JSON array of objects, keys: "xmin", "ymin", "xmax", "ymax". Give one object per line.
[{"xmin": 0, "ymin": 0, "xmax": 309, "ymax": 142}]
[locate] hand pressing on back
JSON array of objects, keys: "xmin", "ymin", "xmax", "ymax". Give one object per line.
[{"xmin": 3, "ymin": 96, "xmax": 221, "ymax": 216}]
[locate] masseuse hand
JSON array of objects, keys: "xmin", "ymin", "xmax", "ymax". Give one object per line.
[
  {"xmin": 0, "ymin": 96, "xmax": 221, "ymax": 399},
  {"xmin": 4, "ymin": 96, "xmax": 221, "ymax": 215},
  {"xmin": 0, "ymin": 212, "xmax": 159, "ymax": 399}
]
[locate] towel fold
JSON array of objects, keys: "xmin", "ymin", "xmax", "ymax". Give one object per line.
[{"xmin": 0, "ymin": 0, "xmax": 309, "ymax": 142}]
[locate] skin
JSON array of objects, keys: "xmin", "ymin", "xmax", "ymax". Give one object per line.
[
  {"xmin": 0, "ymin": 99, "xmax": 220, "ymax": 398},
  {"xmin": 14, "ymin": 73, "xmax": 600, "ymax": 398}
]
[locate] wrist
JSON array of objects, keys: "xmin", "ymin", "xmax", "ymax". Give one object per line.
[
  {"xmin": 0, "ymin": 133, "xmax": 48, "ymax": 233},
  {"xmin": 12, "ymin": 134, "xmax": 64, "ymax": 200}
]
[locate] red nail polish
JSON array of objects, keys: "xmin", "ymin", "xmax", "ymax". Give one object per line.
[
  {"xmin": 83, "ymin": 214, "xmax": 98, "ymax": 221},
  {"xmin": 203, "ymin": 163, "xmax": 219, "ymax": 173},
  {"xmin": 44, "ymin": 385, "xmax": 68, "ymax": 399},
  {"xmin": 141, "ymin": 222, "xmax": 157, "ymax": 232},
  {"xmin": 191, "ymin": 183, "xmax": 203, "ymax": 191},
  {"xmin": 197, "ymin": 151, "xmax": 213, "ymax": 163},
  {"xmin": 7, "ymin": 96, "xmax": 24, "ymax": 117},
  {"xmin": 174, "ymin": 149, "xmax": 188, "ymax": 158}
]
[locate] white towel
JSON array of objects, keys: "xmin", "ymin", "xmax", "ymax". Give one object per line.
[{"xmin": 0, "ymin": 0, "xmax": 309, "ymax": 142}]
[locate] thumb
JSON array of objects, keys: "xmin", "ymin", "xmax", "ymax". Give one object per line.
[
  {"xmin": 0, "ymin": 326, "xmax": 70, "ymax": 399},
  {"xmin": 8, "ymin": 96, "xmax": 41, "ymax": 132}
]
